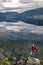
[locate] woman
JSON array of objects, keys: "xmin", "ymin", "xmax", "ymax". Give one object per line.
[{"xmin": 30, "ymin": 44, "xmax": 38, "ymax": 57}]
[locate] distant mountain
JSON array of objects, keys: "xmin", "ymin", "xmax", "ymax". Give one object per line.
[
  {"xmin": 0, "ymin": 12, "xmax": 19, "ymax": 22},
  {"xmin": 0, "ymin": 7, "xmax": 43, "ymax": 26},
  {"xmin": 20, "ymin": 7, "xmax": 43, "ymax": 16},
  {"xmin": 20, "ymin": 7, "xmax": 43, "ymax": 26}
]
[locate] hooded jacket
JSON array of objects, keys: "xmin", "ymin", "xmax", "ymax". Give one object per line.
[{"xmin": 32, "ymin": 44, "xmax": 38, "ymax": 53}]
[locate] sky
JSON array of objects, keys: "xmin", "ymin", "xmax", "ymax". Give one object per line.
[
  {"xmin": 0, "ymin": 0, "xmax": 43, "ymax": 13},
  {"xmin": 0, "ymin": 0, "xmax": 43, "ymax": 35},
  {"xmin": 0, "ymin": 22, "xmax": 43, "ymax": 34}
]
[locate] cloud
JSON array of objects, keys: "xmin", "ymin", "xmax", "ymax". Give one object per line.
[
  {"xmin": 0, "ymin": 21, "xmax": 43, "ymax": 34},
  {"xmin": 33, "ymin": 0, "xmax": 43, "ymax": 1},
  {"xmin": 0, "ymin": 0, "xmax": 43, "ymax": 13},
  {"xmin": 19, "ymin": 0, "xmax": 33, "ymax": 4}
]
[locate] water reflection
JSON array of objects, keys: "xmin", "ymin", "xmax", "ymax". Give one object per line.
[{"xmin": 0, "ymin": 11, "xmax": 43, "ymax": 25}]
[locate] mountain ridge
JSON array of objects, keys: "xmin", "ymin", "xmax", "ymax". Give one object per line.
[{"xmin": 0, "ymin": 7, "xmax": 43, "ymax": 25}]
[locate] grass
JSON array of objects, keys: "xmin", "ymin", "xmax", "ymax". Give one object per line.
[{"xmin": 0, "ymin": 40, "xmax": 43, "ymax": 59}]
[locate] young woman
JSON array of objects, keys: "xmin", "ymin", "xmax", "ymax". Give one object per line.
[{"xmin": 30, "ymin": 44, "xmax": 38, "ymax": 57}]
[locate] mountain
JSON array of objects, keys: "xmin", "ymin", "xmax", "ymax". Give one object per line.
[
  {"xmin": 20, "ymin": 7, "xmax": 43, "ymax": 16},
  {"xmin": 20, "ymin": 7, "xmax": 43, "ymax": 26},
  {"xmin": 0, "ymin": 7, "xmax": 43, "ymax": 25}
]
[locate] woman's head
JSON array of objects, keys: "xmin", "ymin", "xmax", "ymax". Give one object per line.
[{"xmin": 32, "ymin": 44, "xmax": 36, "ymax": 47}]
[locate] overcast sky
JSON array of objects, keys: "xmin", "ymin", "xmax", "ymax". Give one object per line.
[
  {"xmin": 0, "ymin": 0, "xmax": 43, "ymax": 34},
  {"xmin": 0, "ymin": 22, "xmax": 43, "ymax": 34},
  {"xmin": 0, "ymin": 0, "xmax": 43, "ymax": 13}
]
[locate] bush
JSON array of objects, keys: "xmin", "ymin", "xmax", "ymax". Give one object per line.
[{"xmin": 0, "ymin": 58, "xmax": 10, "ymax": 65}]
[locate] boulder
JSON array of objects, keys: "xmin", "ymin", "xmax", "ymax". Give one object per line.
[{"xmin": 26, "ymin": 57, "xmax": 41, "ymax": 65}]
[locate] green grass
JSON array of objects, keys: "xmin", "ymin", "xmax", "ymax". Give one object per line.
[{"xmin": 0, "ymin": 40, "xmax": 43, "ymax": 59}]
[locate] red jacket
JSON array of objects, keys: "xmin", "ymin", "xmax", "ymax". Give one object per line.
[{"xmin": 32, "ymin": 44, "xmax": 38, "ymax": 53}]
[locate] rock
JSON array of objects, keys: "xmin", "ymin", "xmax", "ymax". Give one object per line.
[
  {"xmin": 17, "ymin": 59, "xmax": 24, "ymax": 65},
  {"xmin": 26, "ymin": 57, "xmax": 41, "ymax": 65},
  {"xmin": 33, "ymin": 58, "xmax": 41, "ymax": 65},
  {"xmin": 17, "ymin": 57, "xmax": 25, "ymax": 65},
  {"xmin": 8, "ymin": 57, "xmax": 17, "ymax": 65},
  {"xmin": 40, "ymin": 60, "xmax": 43, "ymax": 65}
]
